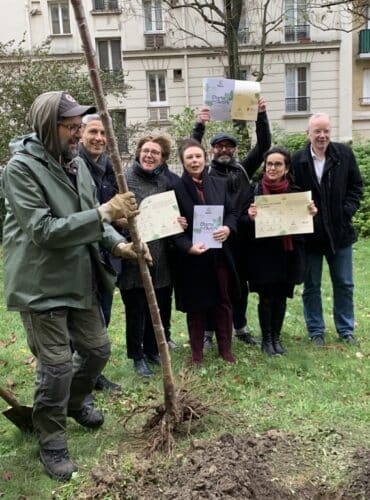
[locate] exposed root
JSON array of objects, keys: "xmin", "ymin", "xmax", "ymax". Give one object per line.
[{"xmin": 120, "ymin": 384, "xmax": 210, "ymax": 457}]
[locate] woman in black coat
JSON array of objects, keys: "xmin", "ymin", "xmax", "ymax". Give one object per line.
[
  {"xmin": 245, "ymin": 147, "xmax": 317, "ymax": 355},
  {"xmin": 172, "ymin": 138, "xmax": 240, "ymax": 365}
]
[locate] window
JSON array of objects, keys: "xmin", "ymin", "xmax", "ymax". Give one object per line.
[
  {"xmin": 49, "ymin": 2, "xmax": 71, "ymax": 35},
  {"xmin": 96, "ymin": 39, "xmax": 122, "ymax": 72},
  {"xmin": 361, "ymin": 69, "xmax": 370, "ymax": 105},
  {"xmin": 92, "ymin": 0, "xmax": 119, "ymax": 10},
  {"xmin": 148, "ymin": 71, "xmax": 167, "ymax": 104},
  {"xmin": 284, "ymin": 0, "xmax": 309, "ymax": 42},
  {"xmin": 143, "ymin": 0, "xmax": 163, "ymax": 32},
  {"xmin": 285, "ymin": 65, "xmax": 310, "ymax": 112},
  {"xmin": 147, "ymin": 71, "xmax": 169, "ymax": 121},
  {"xmin": 173, "ymin": 69, "xmax": 183, "ymax": 82}
]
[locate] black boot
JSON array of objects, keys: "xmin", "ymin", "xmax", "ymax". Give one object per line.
[
  {"xmin": 94, "ymin": 373, "xmax": 121, "ymax": 392},
  {"xmin": 272, "ymin": 298, "xmax": 287, "ymax": 355},
  {"xmin": 40, "ymin": 448, "xmax": 77, "ymax": 481},
  {"xmin": 258, "ymin": 302, "xmax": 276, "ymax": 356}
]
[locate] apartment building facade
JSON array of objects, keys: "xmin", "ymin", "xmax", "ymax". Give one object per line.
[{"xmin": 0, "ymin": 0, "xmax": 364, "ymax": 149}]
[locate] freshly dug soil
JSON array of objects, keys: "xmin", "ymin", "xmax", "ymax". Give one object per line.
[{"xmin": 80, "ymin": 431, "xmax": 369, "ymax": 499}]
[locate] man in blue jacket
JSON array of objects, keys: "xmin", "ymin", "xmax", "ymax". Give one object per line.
[{"xmin": 292, "ymin": 113, "xmax": 363, "ymax": 346}]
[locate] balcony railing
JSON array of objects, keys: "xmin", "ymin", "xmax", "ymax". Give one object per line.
[
  {"xmin": 359, "ymin": 30, "xmax": 370, "ymax": 54},
  {"xmin": 285, "ymin": 96, "xmax": 310, "ymax": 113},
  {"xmin": 285, "ymin": 25, "xmax": 310, "ymax": 43},
  {"xmin": 144, "ymin": 33, "xmax": 165, "ymax": 49},
  {"xmin": 359, "ymin": 96, "xmax": 370, "ymax": 105},
  {"xmin": 92, "ymin": 0, "xmax": 120, "ymax": 12},
  {"xmin": 148, "ymin": 106, "xmax": 170, "ymax": 123}
]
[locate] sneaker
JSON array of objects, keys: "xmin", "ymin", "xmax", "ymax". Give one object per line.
[
  {"xmin": 94, "ymin": 374, "xmax": 121, "ymax": 392},
  {"xmin": 133, "ymin": 358, "xmax": 154, "ymax": 378},
  {"xmin": 235, "ymin": 328, "xmax": 259, "ymax": 346},
  {"xmin": 167, "ymin": 339, "xmax": 178, "ymax": 350},
  {"xmin": 311, "ymin": 335, "xmax": 325, "ymax": 347},
  {"xmin": 341, "ymin": 335, "xmax": 360, "ymax": 346},
  {"xmin": 40, "ymin": 448, "xmax": 77, "ymax": 481},
  {"xmin": 68, "ymin": 404, "xmax": 104, "ymax": 429}
]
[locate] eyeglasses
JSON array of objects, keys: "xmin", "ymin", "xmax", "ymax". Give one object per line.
[
  {"xmin": 141, "ymin": 148, "xmax": 162, "ymax": 156},
  {"xmin": 213, "ymin": 142, "xmax": 235, "ymax": 151},
  {"xmin": 58, "ymin": 122, "xmax": 83, "ymax": 134},
  {"xmin": 266, "ymin": 161, "xmax": 285, "ymax": 169}
]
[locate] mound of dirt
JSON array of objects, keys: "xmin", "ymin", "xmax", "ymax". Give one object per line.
[{"xmin": 81, "ymin": 431, "xmax": 369, "ymax": 499}]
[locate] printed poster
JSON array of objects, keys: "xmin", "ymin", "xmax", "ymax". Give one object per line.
[
  {"xmin": 254, "ymin": 191, "xmax": 314, "ymax": 238},
  {"xmin": 192, "ymin": 205, "xmax": 224, "ymax": 249},
  {"xmin": 136, "ymin": 190, "xmax": 184, "ymax": 242},
  {"xmin": 203, "ymin": 77, "xmax": 261, "ymax": 121}
]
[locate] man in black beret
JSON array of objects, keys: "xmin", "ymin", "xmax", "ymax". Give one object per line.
[{"xmin": 192, "ymin": 98, "xmax": 271, "ymax": 347}]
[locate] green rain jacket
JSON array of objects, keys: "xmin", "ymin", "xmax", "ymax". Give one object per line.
[{"xmin": 2, "ymin": 91, "xmax": 125, "ymax": 312}]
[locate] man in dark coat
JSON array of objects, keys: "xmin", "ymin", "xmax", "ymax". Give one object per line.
[
  {"xmin": 192, "ymin": 98, "xmax": 271, "ymax": 347},
  {"xmin": 79, "ymin": 113, "xmax": 121, "ymax": 391},
  {"xmin": 292, "ymin": 113, "xmax": 363, "ymax": 347}
]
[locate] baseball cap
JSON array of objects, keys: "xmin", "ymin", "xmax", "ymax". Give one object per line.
[
  {"xmin": 58, "ymin": 92, "xmax": 96, "ymax": 118},
  {"xmin": 210, "ymin": 132, "xmax": 238, "ymax": 147}
]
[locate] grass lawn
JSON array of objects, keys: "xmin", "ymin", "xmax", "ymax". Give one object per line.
[{"xmin": 0, "ymin": 239, "xmax": 369, "ymax": 499}]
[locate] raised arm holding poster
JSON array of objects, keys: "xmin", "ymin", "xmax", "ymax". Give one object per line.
[{"xmin": 203, "ymin": 77, "xmax": 261, "ymax": 121}]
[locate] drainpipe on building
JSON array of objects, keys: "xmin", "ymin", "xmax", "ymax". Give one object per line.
[
  {"xmin": 182, "ymin": 5, "xmax": 189, "ymax": 107},
  {"xmin": 25, "ymin": 0, "xmax": 33, "ymax": 51}
]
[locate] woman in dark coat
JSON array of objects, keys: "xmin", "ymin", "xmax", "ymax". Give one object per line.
[
  {"xmin": 172, "ymin": 138, "xmax": 240, "ymax": 365},
  {"xmin": 245, "ymin": 146, "xmax": 317, "ymax": 355},
  {"xmin": 118, "ymin": 134, "xmax": 182, "ymax": 378}
]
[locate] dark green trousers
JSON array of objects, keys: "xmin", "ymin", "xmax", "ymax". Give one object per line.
[{"xmin": 20, "ymin": 296, "xmax": 110, "ymax": 450}]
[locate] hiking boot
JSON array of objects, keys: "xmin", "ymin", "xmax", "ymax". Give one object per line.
[
  {"xmin": 40, "ymin": 448, "xmax": 77, "ymax": 481},
  {"xmin": 341, "ymin": 335, "xmax": 360, "ymax": 346},
  {"xmin": 94, "ymin": 374, "xmax": 121, "ymax": 392},
  {"xmin": 68, "ymin": 404, "xmax": 104, "ymax": 429},
  {"xmin": 311, "ymin": 335, "xmax": 325, "ymax": 347},
  {"xmin": 235, "ymin": 328, "xmax": 259, "ymax": 346},
  {"xmin": 133, "ymin": 358, "xmax": 154, "ymax": 378}
]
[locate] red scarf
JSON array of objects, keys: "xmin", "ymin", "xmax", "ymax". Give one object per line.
[
  {"xmin": 261, "ymin": 175, "xmax": 294, "ymax": 252},
  {"xmin": 192, "ymin": 176, "xmax": 205, "ymax": 203}
]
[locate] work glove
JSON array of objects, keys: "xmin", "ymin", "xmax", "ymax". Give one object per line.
[
  {"xmin": 113, "ymin": 242, "xmax": 153, "ymax": 265},
  {"xmin": 98, "ymin": 192, "xmax": 139, "ymax": 223}
]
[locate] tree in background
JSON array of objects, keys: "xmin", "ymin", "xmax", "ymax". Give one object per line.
[{"xmin": 0, "ymin": 39, "xmax": 128, "ymax": 165}]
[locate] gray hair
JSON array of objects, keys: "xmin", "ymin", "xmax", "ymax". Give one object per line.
[{"xmin": 82, "ymin": 113, "xmax": 101, "ymax": 125}]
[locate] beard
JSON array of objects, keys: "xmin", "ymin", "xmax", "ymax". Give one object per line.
[
  {"xmin": 214, "ymin": 154, "xmax": 234, "ymax": 165},
  {"xmin": 60, "ymin": 141, "xmax": 78, "ymax": 163}
]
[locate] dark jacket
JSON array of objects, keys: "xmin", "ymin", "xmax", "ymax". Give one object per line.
[
  {"xmin": 117, "ymin": 161, "xmax": 172, "ymax": 290},
  {"xmin": 78, "ymin": 144, "xmax": 118, "ymax": 204},
  {"xmin": 78, "ymin": 144, "xmax": 121, "ymax": 273},
  {"xmin": 292, "ymin": 142, "xmax": 363, "ymax": 254},
  {"xmin": 192, "ymin": 111, "xmax": 271, "ymax": 215},
  {"xmin": 242, "ymin": 183, "xmax": 306, "ymax": 292},
  {"xmin": 172, "ymin": 169, "xmax": 239, "ymax": 313}
]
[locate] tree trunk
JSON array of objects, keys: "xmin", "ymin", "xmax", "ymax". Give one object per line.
[{"xmin": 71, "ymin": 0, "xmax": 179, "ymax": 421}]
